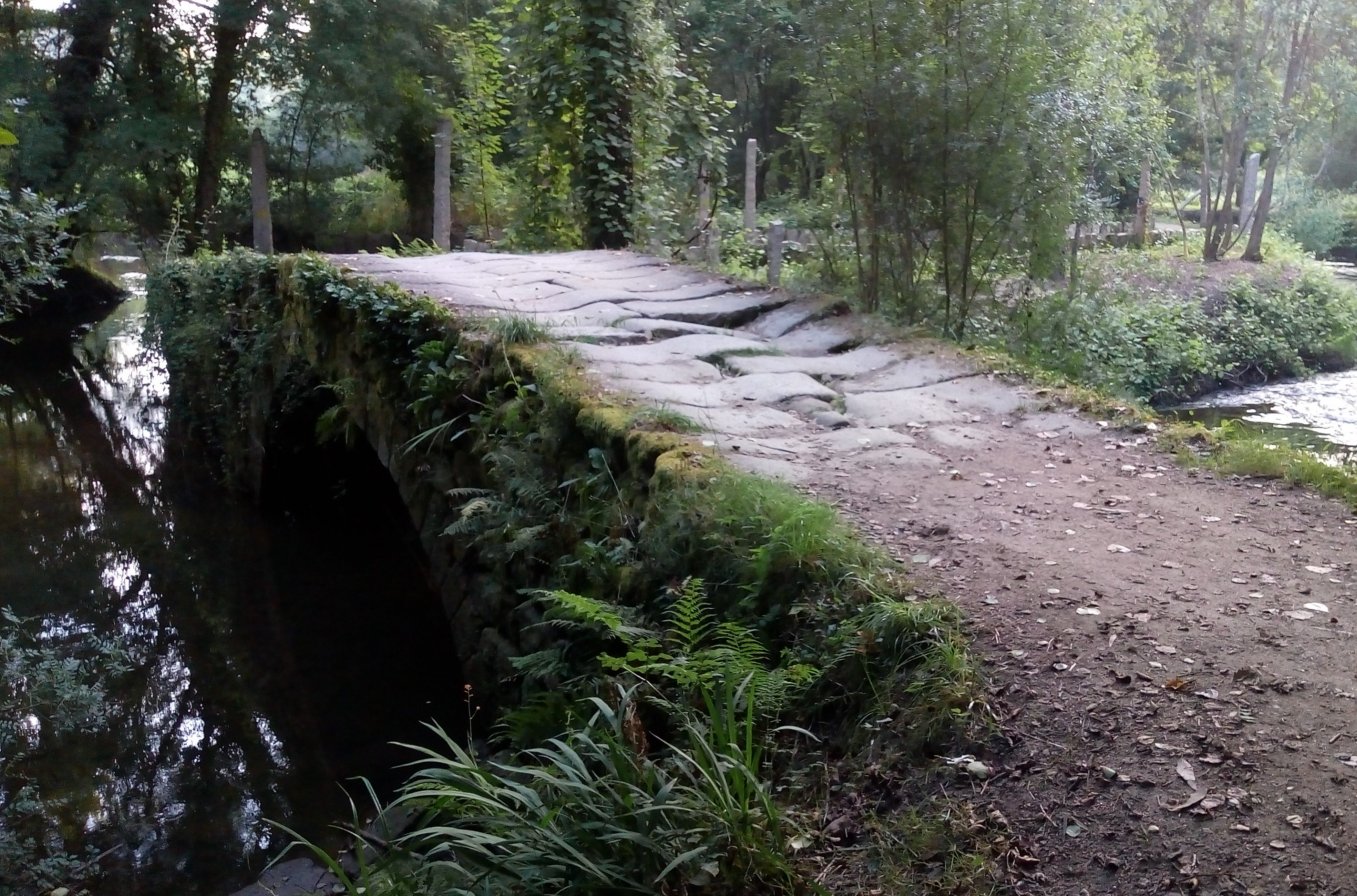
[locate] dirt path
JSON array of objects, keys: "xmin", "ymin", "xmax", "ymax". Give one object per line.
[
  {"xmin": 342, "ymin": 251, "xmax": 1357, "ymax": 895},
  {"xmin": 806, "ymin": 366, "xmax": 1357, "ymax": 896}
]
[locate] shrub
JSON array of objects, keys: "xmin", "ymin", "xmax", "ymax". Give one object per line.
[
  {"xmin": 974, "ymin": 244, "xmax": 1357, "ymax": 403},
  {"xmin": 0, "ymin": 190, "xmax": 76, "ymax": 322}
]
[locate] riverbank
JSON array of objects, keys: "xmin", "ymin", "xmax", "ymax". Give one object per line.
[
  {"xmin": 972, "ymin": 235, "xmax": 1357, "ymax": 406},
  {"xmin": 794, "ymin": 338, "xmax": 1357, "ymax": 894}
]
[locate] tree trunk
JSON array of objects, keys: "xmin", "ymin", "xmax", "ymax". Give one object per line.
[
  {"xmin": 1132, "ymin": 157, "xmax": 1151, "ymax": 248},
  {"xmin": 48, "ymin": 0, "xmax": 117, "ymax": 195},
  {"xmin": 579, "ymin": 0, "xmax": 634, "ymax": 250},
  {"xmin": 1244, "ymin": 0, "xmax": 1317, "ymax": 261},
  {"xmin": 190, "ymin": 0, "xmax": 261, "ymax": 244}
]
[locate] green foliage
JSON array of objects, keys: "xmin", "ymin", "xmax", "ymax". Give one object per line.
[
  {"xmin": 0, "ymin": 127, "xmax": 15, "ymax": 147},
  {"xmin": 1270, "ymin": 183, "xmax": 1357, "ymax": 258},
  {"xmin": 502, "ymin": 0, "xmax": 730, "ymax": 250},
  {"xmin": 379, "ymin": 236, "xmax": 445, "ymax": 258},
  {"xmin": 525, "ymin": 578, "xmax": 819, "ymax": 717},
  {"xmin": 144, "ymin": 250, "xmax": 282, "ymax": 486},
  {"xmin": 283, "ymin": 684, "xmax": 799, "ymax": 895},
  {"xmin": 442, "ymin": 17, "xmax": 512, "ymax": 241},
  {"xmin": 0, "ymin": 191, "xmax": 77, "ymax": 322},
  {"xmin": 973, "ymin": 247, "xmax": 1357, "ymax": 403},
  {"xmin": 799, "ymin": 0, "xmax": 1165, "ymax": 332}
]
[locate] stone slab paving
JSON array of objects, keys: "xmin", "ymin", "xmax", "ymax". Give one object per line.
[{"xmin": 333, "ymin": 250, "xmax": 1047, "ymax": 485}]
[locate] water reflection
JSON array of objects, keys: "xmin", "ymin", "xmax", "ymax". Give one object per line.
[{"xmin": 0, "ymin": 275, "xmax": 462, "ymax": 895}]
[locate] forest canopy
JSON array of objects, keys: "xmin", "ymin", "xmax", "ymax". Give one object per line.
[{"xmin": 3, "ymin": 0, "xmax": 1355, "ymax": 326}]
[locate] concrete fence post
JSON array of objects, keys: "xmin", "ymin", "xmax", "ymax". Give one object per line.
[
  {"xmin": 743, "ymin": 138, "xmax": 757, "ymax": 237},
  {"xmin": 768, "ymin": 219, "xmax": 785, "ymax": 286},
  {"xmin": 249, "ymin": 128, "xmax": 273, "ymax": 255},
  {"xmin": 433, "ymin": 118, "xmax": 453, "ymax": 251}
]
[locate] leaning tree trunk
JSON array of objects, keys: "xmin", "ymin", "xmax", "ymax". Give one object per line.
[{"xmin": 1243, "ymin": 1, "xmax": 1316, "ymax": 262}]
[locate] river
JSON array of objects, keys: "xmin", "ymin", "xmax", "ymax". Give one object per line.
[
  {"xmin": 0, "ymin": 267, "xmax": 463, "ymax": 895},
  {"xmin": 1175, "ymin": 367, "xmax": 1357, "ymax": 466}
]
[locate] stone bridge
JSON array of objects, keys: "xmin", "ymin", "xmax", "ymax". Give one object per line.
[{"xmin": 332, "ymin": 250, "xmax": 1072, "ymax": 488}]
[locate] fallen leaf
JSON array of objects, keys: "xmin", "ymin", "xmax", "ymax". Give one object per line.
[
  {"xmin": 1155, "ymin": 645, "xmax": 1178, "ymax": 655},
  {"xmin": 1164, "ymin": 791, "xmax": 1207, "ymax": 812},
  {"xmin": 1283, "ymin": 609, "xmax": 1315, "ymax": 620},
  {"xmin": 1304, "ymin": 602, "xmax": 1330, "ymax": 613},
  {"xmin": 1177, "ymin": 759, "xmax": 1198, "ymax": 790},
  {"xmin": 1076, "ymin": 607, "xmax": 1101, "ymax": 616},
  {"xmin": 1269, "ymin": 840, "xmax": 1287, "ymax": 850},
  {"xmin": 1107, "ymin": 544, "xmax": 1132, "ymax": 553},
  {"xmin": 1286, "ymin": 815, "xmax": 1303, "ymax": 828},
  {"xmin": 1164, "ymin": 676, "xmax": 1193, "ymax": 691}
]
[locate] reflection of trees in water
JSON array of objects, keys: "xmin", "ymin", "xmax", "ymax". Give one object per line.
[{"xmin": 0, "ymin": 340, "xmax": 324, "ymax": 896}]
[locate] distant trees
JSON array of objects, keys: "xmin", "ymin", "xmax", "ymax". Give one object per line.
[{"xmin": 4, "ymin": 0, "xmax": 1357, "ymax": 312}]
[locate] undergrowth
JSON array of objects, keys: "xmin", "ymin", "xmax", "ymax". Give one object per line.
[
  {"xmin": 1164, "ymin": 420, "xmax": 1357, "ymax": 510},
  {"xmin": 971, "ymin": 235, "xmax": 1357, "ymax": 405}
]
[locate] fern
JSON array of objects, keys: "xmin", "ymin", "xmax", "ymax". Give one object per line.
[{"xmin": 665, "ymin": 577, "xmax": 715, "ymax": 657}]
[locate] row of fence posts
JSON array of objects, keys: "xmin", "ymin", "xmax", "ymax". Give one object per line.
[{"xmin": 249, "ymin": 123, "xmax": 784, "ymax": 286}]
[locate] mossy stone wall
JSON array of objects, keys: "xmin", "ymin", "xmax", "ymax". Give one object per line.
[{"xmin": 146, "ymin": 251, "xmax": 920, "ymax": 710}]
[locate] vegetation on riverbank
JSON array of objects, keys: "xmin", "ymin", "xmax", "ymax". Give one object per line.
[
  {"xmin": 1162, "ymin": 421, "xmax": 1357, "ymax": 512},
  {"xmin": 970, "ymin": 235, "xmax": 1357, "ymax": 405},
  {"xmin": 147, "ymin": 252, "xmax": 991, "ymax": 894}
]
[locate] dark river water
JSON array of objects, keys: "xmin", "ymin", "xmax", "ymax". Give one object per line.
[{"xmin": 0, "ymin": 273, "xmax": 463, "ymax": 895}]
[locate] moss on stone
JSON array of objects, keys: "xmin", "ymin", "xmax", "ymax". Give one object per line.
[{"xmin": 146, "ymin": 252, "xmax": 973, "ymax": 736}]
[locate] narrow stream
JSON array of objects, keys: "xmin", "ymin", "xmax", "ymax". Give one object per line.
[
  {"xmin": 0, "ymin": 269, "xmax": 463, "ymax": 895},
  {"xmin": 1174, "ymin": 368, "xmax": 1357, "ymax": 467}
]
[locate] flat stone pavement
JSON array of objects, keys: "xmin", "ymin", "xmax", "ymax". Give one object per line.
[{"xmin": 333, "ymin": 250, "xmax": 1077, "ymax": 483}]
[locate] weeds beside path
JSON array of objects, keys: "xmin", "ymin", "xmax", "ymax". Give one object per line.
[{"xmin": 800, "ymin": 346, "xmax": 1357, "ymax": 895}]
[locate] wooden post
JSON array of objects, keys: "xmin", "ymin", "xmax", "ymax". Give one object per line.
[
  {"xmin": 249, "ymin": 128, "xmax": 273, "ymax": 255},
  {"xmin": 433, "ymin": 117, "xmax": 452, "ymax": 251},
  {"xmin": 743, "ymin": 138, "xmax": 757, "ymax": 237},
  {"xmin": 768, "ymin": 219, "xmax": 785, "ymax": 286},
  {"xmin": 1132, "ymin": 157, "xmax": 1151, "ymax": 248}
]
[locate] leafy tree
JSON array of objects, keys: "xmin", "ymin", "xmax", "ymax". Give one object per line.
[{"xmin": 799, "ymin": 0, "xmax": 1163, "ymax": 332}]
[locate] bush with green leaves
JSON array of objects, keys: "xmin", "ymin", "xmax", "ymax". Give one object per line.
[
  {"xmin": 974, "ymin": 243, "xmax": 1357, "ymax": 404},
  {"xmin": 1269, "ymin": 185, "xmax": 1357, "ymax": 258},
  {"xmin": 0, "ymin": 190, "xmax": 76, "ymax": 322}
]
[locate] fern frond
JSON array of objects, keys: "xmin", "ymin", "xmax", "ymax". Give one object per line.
[
  {"xmin": 506, "ymin": 523, "xmax": 550, "ymax": 557},
  {"xmin": 538, "ymin": 589, "xmax": 654, "ymax": 641},
  {"xmin": 665, "ymin": 577, "xmax": 715, "ymax": 656},
  {"xmin": 510, "ymin": 647, "xmax": 571, "ymax": 683}
]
